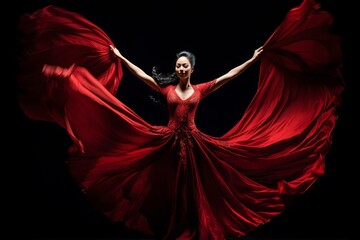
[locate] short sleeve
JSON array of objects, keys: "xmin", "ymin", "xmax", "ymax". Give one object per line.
[
  {"xmin": 157, "ymin": 85, "xmax": 172, "ymax": 98},
  {"xmin": 195, "ymin": 80, "xmax": 216, "ymax": 99}
]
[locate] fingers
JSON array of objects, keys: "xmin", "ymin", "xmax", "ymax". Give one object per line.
[{"xmin": 255, "ymin": 46, "xmax": 264, "ymax": 55}]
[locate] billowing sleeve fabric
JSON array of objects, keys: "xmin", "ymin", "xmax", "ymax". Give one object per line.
[
  {"xmin": 220, "ymin": 0, "xmax": 344, "ymax": 194},
  {"xmin": 16, "ymin": 5, "xmax": 166, "ymax": 154},
  {"xmin": 16, "ymin": 5, "xmax": 122, "ymax": 122}
]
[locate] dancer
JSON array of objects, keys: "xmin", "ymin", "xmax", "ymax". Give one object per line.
[{"xmin": 16, "ymin": 0, "xmax": 343, "ymax": 239}]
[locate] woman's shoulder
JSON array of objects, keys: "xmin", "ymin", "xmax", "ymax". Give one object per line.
[
  {"xmin": 158, "ymin": 83, "xmax": 175, "ymax": 94},
  {"xmin": 194, "ymin": 80, "xmax": 216, "ymax": 98},
  {"xmin": 194, "ymin": 80, "xmax": 216, "ymax": 89}
]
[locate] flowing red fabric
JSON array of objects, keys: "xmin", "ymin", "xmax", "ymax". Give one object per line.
[
  {"xmin": 16, "ymin": 5, "xmax": 122, "ymax": 123},
  {"xmin": 16, "ymin": 1, "xmax": 344, "ymax": 239}
]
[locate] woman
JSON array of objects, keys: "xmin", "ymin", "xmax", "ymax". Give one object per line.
[
  {"xmin": 110, "ymin": 45, "xmax": 263, "ymax": 105},
  {"xmin": 16, "ymin": 0, "xmax": 343, "ymax": 239}
]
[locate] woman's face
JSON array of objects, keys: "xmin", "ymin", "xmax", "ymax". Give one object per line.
[{"xmin": 175, "ymin": 56, "xmax": 192, "ymax": 79}]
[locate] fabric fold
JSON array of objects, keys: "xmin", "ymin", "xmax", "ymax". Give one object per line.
[{"xmin": 16, "ymin": 0, "xmax": 343, "ymax": 239}]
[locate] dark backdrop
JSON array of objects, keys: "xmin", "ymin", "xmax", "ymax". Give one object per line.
[{"xmin": 10, "ymin": 0, "xmax": 355, "ymax": 239}]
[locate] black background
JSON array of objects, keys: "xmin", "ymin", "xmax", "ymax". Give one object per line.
[{"xmin": 10, "ymin": 0, "xmax": 355, "ymax": 239}]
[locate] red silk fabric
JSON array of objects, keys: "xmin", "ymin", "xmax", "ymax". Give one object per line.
[
  {"xmin": 16, "ymin": 5, "xmax": 122, "ymax": 122},
  {"xmin": 16, "ymin": 0, "xmax": 343, "ymax": 239}
]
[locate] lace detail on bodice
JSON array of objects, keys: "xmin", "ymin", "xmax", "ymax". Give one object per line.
[
  {"xmin": 163, "ymin": 81, "xmax": 215, "ymax": 131},
  {"xmin": 166, "ymin": 86, "xmax": 201, "ymax": 131}
]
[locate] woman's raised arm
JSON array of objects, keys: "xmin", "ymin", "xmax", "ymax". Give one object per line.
[{"xmin": 110, "ymin": 45, "xmax": 159, "ymax": 91}]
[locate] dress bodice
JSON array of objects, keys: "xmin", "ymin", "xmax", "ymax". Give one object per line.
[{"xmin": 160, "ymin": 82, "xmax": 215, "ymax": 130}]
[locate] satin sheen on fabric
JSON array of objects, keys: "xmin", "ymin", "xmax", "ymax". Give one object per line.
[{"xmin": 16, "ymin": 0, "xmax": 343, "ymax": 239}]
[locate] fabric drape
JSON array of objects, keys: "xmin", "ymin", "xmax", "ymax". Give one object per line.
[{"xmin": 16, "ymin": 0, "xmax": 343, "ymax": 239}]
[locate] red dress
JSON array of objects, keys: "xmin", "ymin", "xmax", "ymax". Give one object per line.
[{"xmin": 16, "ymin": 0, "xmax": 344, "ymax": 239}]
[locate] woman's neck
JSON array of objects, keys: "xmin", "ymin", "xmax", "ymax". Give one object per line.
[{"xmin": 178, "ymin": 78, "xmax": 191, "ymax": 90}]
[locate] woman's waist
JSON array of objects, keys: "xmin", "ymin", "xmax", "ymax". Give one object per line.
[{"xmin": 167, "ymin": 119, "xmax": 197, "ymax": 130}]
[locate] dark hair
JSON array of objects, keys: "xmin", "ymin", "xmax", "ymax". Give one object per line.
[
  {"xmin": 149, "ymin": 50, "xmax": 196, "ymax": 105},
  {"xmin": 151, "ymin": 66, "xmax": 178, "ymax": 87},
  {"xmin": 151, "ymin": 50, "xmax": 196, "ymax": 87},
  {"xmin": 176, "ymin": 50, "xmax": 196, "ymax": 68}
]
